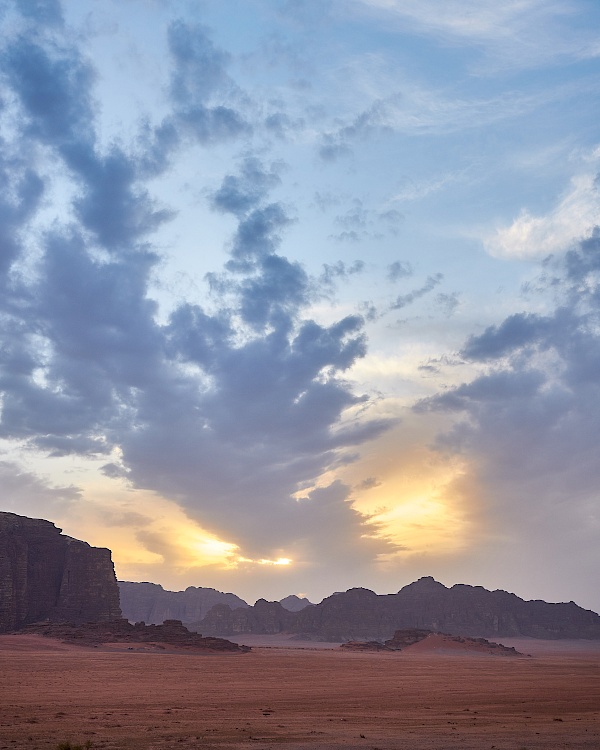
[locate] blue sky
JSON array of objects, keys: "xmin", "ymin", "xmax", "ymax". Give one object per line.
[{"xmin": 1, "ymin": 0, "xmax": 599, "ymax": 610}]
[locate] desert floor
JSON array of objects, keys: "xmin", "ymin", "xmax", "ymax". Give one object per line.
[{"xmin": 1, "ymin": 635, "xmax": 599, "ymax": 750}]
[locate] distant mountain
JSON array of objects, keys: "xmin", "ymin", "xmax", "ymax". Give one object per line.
[
  {"xmin": 118, "ymin": 581, "xmax": 248, "ymax": 626},
  {"xmin": 279, "ymin": 594, "xmax": 314, "ymax": 612},
  {"xmin": 194, "ymin": 599, "xmax": 295, "ymax": 635},
  {"xmin": 195, "ymin": 576, "xmax": 600, "ymax": 641}
]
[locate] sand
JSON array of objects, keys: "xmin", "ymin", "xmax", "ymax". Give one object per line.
[{"xmin": 1, "ymin": 634, "xmax": 599, "ymax": 750}]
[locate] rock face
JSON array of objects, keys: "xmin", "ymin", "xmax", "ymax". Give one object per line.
[
  {"xmin": 0, "ymin": 512, "xmax": 121, "ymax": 632},
  {"xmin": 384, "ymin": 628, "xmax": 433, "ymax": 649},
  {"xmin": 279, "ymin": 594, "xmax": 314, "ymax": 612},
  {"xmin": 118, "ymin": 581, "xmax": 248, "ymax": 626},
  {"xmin": 193, "ymin": 598, "xmax": 295, "ymax": 635},
  {"xmin": 197, "ymin": 576, "xmax": 600, "ymax": 640}
]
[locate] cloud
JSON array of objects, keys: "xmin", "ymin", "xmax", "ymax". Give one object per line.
[
  {"xmin": 329, "ymin": 200, "xmax": 404, "ymax": 243},
  {"xmin": 0, "ymin": 12, "xmax": 396, "ymax": 578},
  {"xmin": 320, "ymin": 260, "xmax": 366, "ymax": 289},
  {"xmin": 414, "ymin": 230, "xmax": 600, "ymax": 593},
  {"xmin": 484, "ymin": 173, "xmax": 600, "ymax": 259},
  {"xmin": 0, "ymin": 460, "xmax": 80, "ymax": 517},
  {"xmin": 167, "ymin": 19, "xmax": 250, "ymax": 144},
  {"xmin": 391, "ymin": 273, "xmax": 443, "ymax": 310},
  {"xmin": 435, "ymin": 292, "xmax": 461, "ymax": 317},
  {"xmin": 387, "ymin": 261, "xmax": 414, "ymax": 282},
  {"xmin": 460, "ymin": 312, "xmax": 557, "ymax": 361},
  {"xmin": 352, "ymin": 0, "xmax": 600, "ymax": 71},
  {"xmin": 317, "ymin": 80, "xmax": 565, "ymax": 159},
  {"xmin": 210, "ymin": 158, "xmax": 283, "ymax": 216},
  {"xmin": 15, "ymin": 0, "xmax": 64, "ymax": 27}
]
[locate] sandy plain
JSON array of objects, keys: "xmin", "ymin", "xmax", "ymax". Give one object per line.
[{"xmin": 1, "ymin": 634, "xmax": 599, "ymax": 750}]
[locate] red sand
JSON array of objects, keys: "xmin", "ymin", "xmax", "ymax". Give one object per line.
[
  {"xmin": 401, "ymin": 632, "xmax": 523, "ymax": 656},
  {"xmin": 1, "ymin": 634, "xmax": 599, "ymax": 749}
]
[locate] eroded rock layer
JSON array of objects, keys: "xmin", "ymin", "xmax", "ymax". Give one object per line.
[
  {"xmin": 16, "ymin": 618, "xmax": 250, "ymax": 652},
  {"xmin": 0, "ymin": 512, "xmax": 121, "ymax": 632}
]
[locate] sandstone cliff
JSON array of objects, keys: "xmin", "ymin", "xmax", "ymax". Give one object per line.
[
  {"xmin": 0, "ymin": 512, "xmax": 121, "ymax": 632},
  {"xmin": 197, "ymin": 576, "xmax": 600, "ymax": 640},
  {"xmin": 118, "ymin": 581, "xmax": 248, "ymax": 626},
  {"xmin": 191, "ymin": 598, "xmax": 295, "ymax": 635}
]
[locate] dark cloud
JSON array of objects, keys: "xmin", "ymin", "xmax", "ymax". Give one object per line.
[
  {"xmin": 264, "ymin": 112, "xmax": 300, "ymax": 139},
  {"xmin": 318, "ymin": 98, "xmax": 394, "ymax": 162},
  {"xmin": 320, "ymin": 260, "xmax": 365, "ymax": 288},
  {"xmin": 0, "ymin": 158, "xmax": 44, "ymax": 279},
  {"xmin": 71, "ymin": 146, "xmax": 176, "ymax": 250},
  {"xmin": 4, "ymin": 37, "xmax": 96, "ymax": 149},
  {"xmin": 461, "ymin": 311, "xmax": 555, "ymax": 360},
  {"xmin": 414, "ymin": 231, "xmax": 600, "ymax": 591},
  {"xmin": 5, "ymin": 35, "xmax": 175, "ymax": 252},
  {"xmin": 15, "ymin": 0, "xmax": 63, "ymax": 26},
  {"xmin": 229, "ymin": 202, "xmax": 292, "ymax": 263},
  {"xmin": 391, "ymin": 273, "xmax": 443, "ymax": 310},
  {"xmin": 356, "ymin": 476, "xmax": 381, "ymax": 490},
  {"xmin": 0, "ymin": 16, "xmax": 395, "ymax": 571},
  {"xmin": 387, "ymin": 260, "xmax": 414, "ymax": 282},
  {"xmin": 210, "ymin": 157, "xmax": 283, "ymax": 216},
  {"xmin": 100, "ymin": 463, "xmax": 129, "ymax": 480},
  {"xmin": 167, "ymin": 19, "xmax": 250, "ymax": 144}
]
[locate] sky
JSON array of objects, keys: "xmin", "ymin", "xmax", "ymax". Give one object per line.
[{"xmin": 0, "ymin": 0, "xmax": 599, "ymax": 612}]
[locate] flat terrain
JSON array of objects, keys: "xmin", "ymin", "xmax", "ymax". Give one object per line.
[{"xmin": 1, "ymin": 635, "xmax": 599, "ymax": 750}]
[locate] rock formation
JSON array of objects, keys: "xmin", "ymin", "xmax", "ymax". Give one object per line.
[
  {"xmin": 0, "ymin": 512, "xmax": 121, "ymax": 632},
  {"xmin": 192, "ymin": 598, "xmax": 295, "ymax": 635},
  {"xmin": 197, "ymin": 576, "xmax": 600, "ymax": 640},
  {"xmin": 279, "ymin": 594, "xmax": 314, "ymax": 612},
  {"xmin": 118, "ymin": 582, "xmax": 315, "ymax": 628},
  {"xmin": 383, "ymin": 628, "xmax": 433, "ymax": 649},
  {"xmin": 18, "ymin": 617, "xmax": 250, "ymax": 653},
  {"xmin": 341, "ymin": 629, "xmax": 523, "ymax": 656},
  {"xmin": 118, "ymin": 581, "xmax": 248, "ymax": 626}
]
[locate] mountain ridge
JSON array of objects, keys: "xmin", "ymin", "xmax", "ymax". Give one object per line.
[{"xmin": 195, "ymin": 576, "xmax": 600, "ymax": 641}]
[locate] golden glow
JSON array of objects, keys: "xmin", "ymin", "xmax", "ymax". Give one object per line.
[
  {"xmin": 47, "ymin": 473, "xmax": 299, "ymax": 583},
  {"xmin": 343, "ymin": 421, "xmax": 477, "ymax": 558},
  {"xmin": 192, "ymin": 537, "xmax": 239, "ymax": 560},
  {"xmin": 242, "ymin": 557, "xmax": 293, "ymax": 566},
  {"xmin": 49, "ymin": 475, "xmax": 243, "ymax": 575}
]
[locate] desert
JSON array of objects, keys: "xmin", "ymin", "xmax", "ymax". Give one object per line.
[{"xmin": 2, "ymin": 634, "xmax": 600, "ymax": 750}]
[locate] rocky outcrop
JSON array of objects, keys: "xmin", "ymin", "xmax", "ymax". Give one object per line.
[
  {"xmin": 197, "ymin": 576, "xmax": 600, "ymax": 640},
  {"xmin": 279, "ymin": 594, "xmax": 314, "ymax": 612},
  {"xmin": 341, "ymin": 629, "xmax": 523, "ymax": 656},
  {"xmin": 383, "ymin": 628, "xmax": 433, "ymax": 649},
  {"xmin": 192, "ymin": 598, "xmax": 295, "ymax": 635},
  {"xmin": 0, "ymin": 512, "xmax": 121, "ymax": 632},
  {"xmin": 118, "ymin": 581, "xmax": 248, "ymax": 626},
  {"xmin": 16, "ymin": 617, "xmax": 250, "ymax": 653}
]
